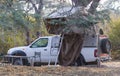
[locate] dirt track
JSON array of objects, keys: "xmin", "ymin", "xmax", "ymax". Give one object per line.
[{"xmin": 0, "ymin": 61, "xmax": 120, "ymax": 76}]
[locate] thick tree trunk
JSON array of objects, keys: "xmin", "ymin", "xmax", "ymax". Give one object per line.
[{"xmin": 58, "ymin": 33, "xmax": 84, "ymax": 66}]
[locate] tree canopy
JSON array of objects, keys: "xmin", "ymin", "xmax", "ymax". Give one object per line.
[{"xmin": 0, "ymin": 0, "xmax": 120, "ymax": 54}]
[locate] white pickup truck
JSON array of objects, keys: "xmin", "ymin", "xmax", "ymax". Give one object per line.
[{"xmin": 6, "ymin": 34, "xmax": 111, "ymax": 66}]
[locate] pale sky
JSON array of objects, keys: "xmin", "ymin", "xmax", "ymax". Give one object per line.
[
  {"xmin": 100, "ymin": 0, "xmax": 108, "ymax": 4},
  {"xmin": 65, "ymin": 0, "xmax": 108, "ymax": 5}
]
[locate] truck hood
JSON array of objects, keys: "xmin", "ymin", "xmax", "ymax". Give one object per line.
[{"xmin": 7, "ymin": 46, "xmax": 28, "ymax": 54}]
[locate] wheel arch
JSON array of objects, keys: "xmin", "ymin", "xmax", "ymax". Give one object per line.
[
  {"xmin": 11, "ymin": 50, "xmax": 26, "ymax": 56},
  {"xmin": 80, "ymin": 53, "xmax": 86, "ymax": 63}
]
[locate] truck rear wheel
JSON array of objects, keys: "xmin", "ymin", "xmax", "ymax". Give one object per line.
[{"xmin": 76, "ymin": 54, "xmax": 86, "ymax": 66}]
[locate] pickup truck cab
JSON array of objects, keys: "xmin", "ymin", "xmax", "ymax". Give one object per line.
[{"xmin": 7, "ymin": 35, "xmax": 111, "ymax": 66}]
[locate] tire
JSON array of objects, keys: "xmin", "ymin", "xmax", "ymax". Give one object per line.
[
  {"xmin": 100, "ymin": 39, "xmax": 111, "ymax": 54},
  {"xmin": 76, "ymin": 54, "xmax": 86, "ymax": 66},
  {"xmin": 11, "ymin": 51, "xmax": 28, "ymax": 65},
  {"xmin": 13, "ymin": 58, "xmax": 23, "ymax": 65}
]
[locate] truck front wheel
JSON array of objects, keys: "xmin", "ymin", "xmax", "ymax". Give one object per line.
[{"xmin": 13, "ymin": 58, "xmax": 23, "ymax": 65}]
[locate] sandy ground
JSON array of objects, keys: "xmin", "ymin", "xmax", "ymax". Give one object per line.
[{"xmin": 0, "ymin": 61, "xmax": 120, "ymax": 76}]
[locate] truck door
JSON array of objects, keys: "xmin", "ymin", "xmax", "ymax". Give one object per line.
[
  {"xmin": 29, "ymin": 38, "xmax": 50, "ymax": 62},
  {"xmin": 50, "ymin": 36, "xmax": 60, "ymax": 62}
]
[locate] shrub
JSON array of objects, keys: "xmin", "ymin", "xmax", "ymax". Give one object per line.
[{"xmin": 108, "ymin": 17, "xmax": 120, "ymax": 50}]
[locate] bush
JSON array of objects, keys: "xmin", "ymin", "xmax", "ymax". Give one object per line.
[
  {"xmin": 0, "ymin": 26, "xmax": 49, "ymax": 54},
  {"xmin": 111, "ymin": 50, "xmax": 120, "ymax": 60},
  {"xmin": 0, "ymin": 30, "xmax": 26, "ymax": 54},
  {"xmin": 108, "ymin": 17, "xmax": 120, "ymax": 50}
]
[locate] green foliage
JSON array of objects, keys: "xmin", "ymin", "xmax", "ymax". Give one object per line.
[
  {"xmin": 0, "ymin": 0, "xmax": 45, "ymax": 54},
  {"xmin": 0, "ymin": 30, "xmax": 26, "ymax": 54},
  {"xmin": 108, "ymin": 17, "xmax": 120, "ymax": 50},
  {"xmin": 0, "ymin": 0, "xmax": 115, "ymax": 54},
  {"xmin": 112, "ymin": 50, "xmax": 120, "ymax": 60}
]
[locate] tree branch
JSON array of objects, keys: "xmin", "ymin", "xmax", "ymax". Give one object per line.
[
  {"xmin": 71, "ymin": 0, "xmax": 92, "ymax": 7},
  {"xmin": 88, "ymin": 0, "xmax": 100, "ymax": 14},
  {"xmin": 28, "ymin": 0, "xmax": 38, "ymax": 13},
  {"xmin": 38, "ymin": 0, "xmax": 43, "ymax": 14}
]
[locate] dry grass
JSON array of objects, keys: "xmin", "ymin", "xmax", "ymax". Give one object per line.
[
  {"xmin": 112, "ymin": 50, "xmax": 120, "ymax": 60},
  {"xmin": 0, "ymin": 61, "xmax": 120, "ymax": 76}
]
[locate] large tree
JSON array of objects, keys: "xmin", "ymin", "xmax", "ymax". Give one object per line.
[
  {"xmin": 45, "ymin": 0, "xmax": 110, "ymax": 66},
  {"xmin": 59, "ymin": 0, "xmax": 101, "ymax": 66}
]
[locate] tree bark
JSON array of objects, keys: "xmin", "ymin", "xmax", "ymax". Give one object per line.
[{"xmin": 58, "ymin": 34, "xmax": 84, "ymax": 66}]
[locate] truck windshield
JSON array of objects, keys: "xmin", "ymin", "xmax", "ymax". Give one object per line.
[{"xmin": 30, "ymin": 38, "xmax": 48, "ymax": 48}]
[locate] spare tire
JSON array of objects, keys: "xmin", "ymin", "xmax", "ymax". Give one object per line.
[{"xmin": 100, "ymin": 38, "xmax": 111, "ymax": 53}]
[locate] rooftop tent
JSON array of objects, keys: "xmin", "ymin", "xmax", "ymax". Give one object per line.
[{"xmin": 44, "ymin": 6, "xmax": 92, "ymax": 34}]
